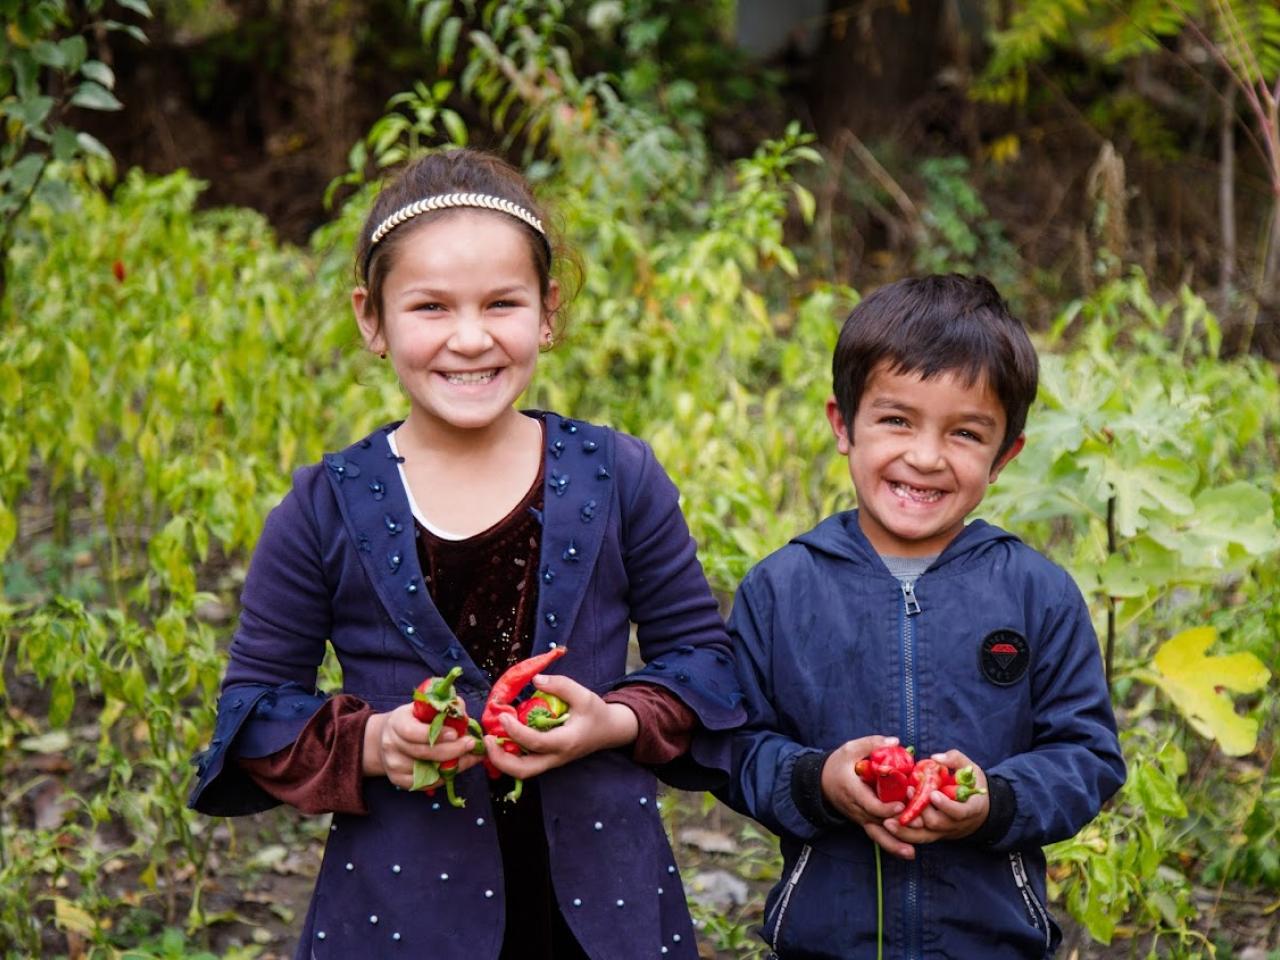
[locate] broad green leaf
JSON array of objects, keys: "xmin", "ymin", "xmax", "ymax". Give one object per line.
[
  {"xmin": 50, "ymin": 125, "xmax": 79, "ymax": 162},
  {"xmin": 5, "ymin": 90, "xmax": 55, "ymax": 127},
  {"xmin": 79, "ymin": 59, "xmax": 115, "ymax": 88},
  {"xmin": 75, "ymin": 130, "xmax": 111, "ymax": 159},
  {"xmin": 69, "ymin": 80, "xmax": 123, "ymax": 111},
  {"xmin": 1149, "ymin": 627, "xmax": 1271, "ymax": 756},
  {"xmin": 116, "ymin": 0, "xmax": 153, "ymax": 15}
]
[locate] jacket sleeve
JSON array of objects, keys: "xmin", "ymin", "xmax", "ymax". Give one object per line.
[
  {"xmin": 982, "ymin": 572, "xmax": 1126, "ymax": 850},
  {"xmin": 188, "ymin": 468, "xmax": 338, "ymax": 816},
  {"xmin": 608, "ymin": 434, "xmax": 746, "ymax": 788},
  {"xmin": 712, "ymin": 571, "xmax": 831, "ymax": 843}
]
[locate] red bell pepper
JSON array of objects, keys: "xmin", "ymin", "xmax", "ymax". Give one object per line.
[{"xmin": 853, "ymin": 745, "xmax": 916, "ymax": 803}]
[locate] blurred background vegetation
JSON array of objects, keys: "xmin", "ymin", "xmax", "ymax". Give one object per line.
[{"xmin": 1, "ymin": 1, "xmax": 1278, "ymax": 957}]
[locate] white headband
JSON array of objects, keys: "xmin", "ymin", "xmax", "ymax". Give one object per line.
[{"xmin": 369, "ymin": 192, "xmax": 546, "ymax": 247}]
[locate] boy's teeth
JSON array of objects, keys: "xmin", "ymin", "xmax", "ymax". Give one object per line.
[
  {"xmin": 890, "ymin": 481, "xmax": 942, "ymax": 503},
  {"xmin": 444, "ymin": 370, "xmax": 496, "ymax": 384}
]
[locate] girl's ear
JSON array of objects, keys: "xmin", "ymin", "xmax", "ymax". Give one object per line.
[
  {"xmin": 541, "ymin": 279, "xmax": 561, "ymax": 343},
  {"xmin": 352, "ymin": 287, "xmax": 386, "ymax": 356}
]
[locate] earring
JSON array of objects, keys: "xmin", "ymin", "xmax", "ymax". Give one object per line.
[
  {"xmin": 543, "ymin": 331, "xmax": 554, "ymax": 347},
  {"xmin": 380, "ymin": 351, "xmax": 387, "ymax": 359}
]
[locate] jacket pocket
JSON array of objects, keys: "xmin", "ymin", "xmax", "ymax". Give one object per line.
[
  {"xmin": 1008, "ymin": 851, "xmax": 1061, "ymax": 957},
  {"xmin": 765, "ymin": 843, "xmax": 812, "ymax": 952}
]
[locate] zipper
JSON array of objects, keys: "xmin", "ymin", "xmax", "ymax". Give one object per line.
[
  {"xmin": 1010, "ymin": 852, "xmax": 1052, "ymax": 956},
  {"xmin": 899, "ymin": 579, "xmax": 922, "ymax": 958},
  {"xmin": 767, "ymin": 844, "xmax": 812, "ymax": 951}
]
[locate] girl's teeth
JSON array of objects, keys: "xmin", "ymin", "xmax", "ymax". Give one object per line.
[
  {"xmin": 890, "ymin": 481, "xmax": 942, "ymax": 503},
  {"xmin": 445, "ymin": 370, "xmax": 496, "ymax": 384}
]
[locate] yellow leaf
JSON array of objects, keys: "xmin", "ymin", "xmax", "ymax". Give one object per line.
[
  {"xmin": 53, "ymin": 897, "xmax": 96, "ymax": 936},
  {"xmin": 1151, "ymin": 627, "xmax": 1271, "ymax": 756}
]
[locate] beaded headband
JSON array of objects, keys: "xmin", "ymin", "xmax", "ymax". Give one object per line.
[{"xmin": 364, "ymin": 192, "xmax": 549, "ymax": 277}]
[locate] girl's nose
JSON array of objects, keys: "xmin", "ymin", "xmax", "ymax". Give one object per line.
[{"xmin": 448, "ymin": 313, "xmax": 494, "ymax": 354}]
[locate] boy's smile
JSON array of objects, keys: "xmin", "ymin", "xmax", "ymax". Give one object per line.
[{"xmin": 827, "ymin": 363, "xmax": 1024, "ymax": 558}]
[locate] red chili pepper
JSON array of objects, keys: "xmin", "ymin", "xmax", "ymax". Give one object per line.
[
  {"xmin": 409, "ymin": 667, "xmax": 476, "ymax": 808},
  {"xmin": 940, "ymin": 765, "xmax": 986, "ymax": 803},
  {"xmin": 480, "ymin": 646, "xmax": 568, "ymax": 801},
  {"xmin": 898, "ymin": 758, "xmax": 947, "ymax": 825},
  {"xmin": 854, "ymin": 745, "xmax": 916, "ymax": 803}
]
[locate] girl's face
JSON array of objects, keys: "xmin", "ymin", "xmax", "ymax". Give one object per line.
[{"xmin": 353, "ymin": 211, "xmax": 555, "ymax": 437}]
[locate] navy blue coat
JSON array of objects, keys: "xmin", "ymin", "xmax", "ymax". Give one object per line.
[
  {"xmin": 720, "ymin": 512, "xmax": 1125, "ymax": 959},
  {"xmin": 189, "ymin": 413, "xmax": 745, "ymax": 959}
]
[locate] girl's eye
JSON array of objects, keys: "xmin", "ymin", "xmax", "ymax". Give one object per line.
[
  {"xmin": 490, "ymin": 299, "xmax": 519, "ymax": 310},
  {"xmin": 413, "ymin": 302, "xmax": 445, "ymax": 312}
]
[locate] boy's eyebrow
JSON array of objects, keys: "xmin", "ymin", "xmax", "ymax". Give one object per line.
[{"xmin": 869, "ymin": 397, "xmax": 1000, "ymax": 429}]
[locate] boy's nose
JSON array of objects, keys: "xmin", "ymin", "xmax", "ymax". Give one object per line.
[{"xmin": 902, "ymin": 435, "xmax": 945, "ymax": 471}]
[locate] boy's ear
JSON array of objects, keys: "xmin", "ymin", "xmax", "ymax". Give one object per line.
[
  {"xmin": 352, "ymin": 287, "xmax": 386, "ymax": 356},
  {"xmin": 989, "ymin": 434, "xmax": 1025, "ymax": 482},
  {"xmin": 825, "ymin": 397, "xmax": 852, "ymax": 454}
]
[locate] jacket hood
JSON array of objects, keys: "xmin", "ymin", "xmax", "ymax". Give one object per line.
[{"xmin": 791, "ymin": 510, "xmax": 1021, "ymax": 575}]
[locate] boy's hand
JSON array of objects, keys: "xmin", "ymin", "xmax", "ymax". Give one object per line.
[
  {"xmin": 821, "ymin": 736, "xmax": 914, "ymax": 860},
  {"xmin": 884, "ymin": 749, "xmax": 990, "ymax": 844}
]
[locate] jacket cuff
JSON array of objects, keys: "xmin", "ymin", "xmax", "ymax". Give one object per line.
[
  {"xmin": 791, "ymin": 749, "xmax": 847, "ymax": 831},
  {"xmin": 969, "ymin": 774, "xmax": 1015, "ymax": 846}
]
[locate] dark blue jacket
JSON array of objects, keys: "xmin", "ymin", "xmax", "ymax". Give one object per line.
[
  {"xmin": 188, "ymin": 413, "xmax": 745, "ymax": 960},
  {"xmin": 720, "ymin": 511, "xmax": 1124, "ymax": 959}
]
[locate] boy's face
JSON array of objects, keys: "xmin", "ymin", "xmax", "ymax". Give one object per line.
[{"xmin": 826, "ymin": 362, "xmax": 1024, "ymax": 558}]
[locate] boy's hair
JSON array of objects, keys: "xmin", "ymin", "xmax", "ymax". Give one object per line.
[{"xmin": 832, "ymin": 274, "xmax": 1039, "ymax": 458}]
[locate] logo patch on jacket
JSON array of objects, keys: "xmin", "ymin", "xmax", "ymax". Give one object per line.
[{"xmin": 980, "ymin": 630, "xmax": 1029, "ymax": 685}]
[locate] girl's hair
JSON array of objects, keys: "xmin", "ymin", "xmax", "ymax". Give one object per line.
[{"xmin": 354, "ymin": 148, "xmax": 578, "ymax": 339}]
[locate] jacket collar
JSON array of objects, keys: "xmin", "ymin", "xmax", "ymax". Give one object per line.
[{"xmin": 321, "ymin": 412, "xmax": 613, "ymax": 688}]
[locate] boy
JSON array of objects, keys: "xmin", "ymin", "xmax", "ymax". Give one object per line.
[{"xmin": 721, "ymin": 275, "xmax": 1125, "ymax": 958}]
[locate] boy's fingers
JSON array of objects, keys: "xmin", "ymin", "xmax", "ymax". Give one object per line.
[{"xmin": 864, "ymin": 823, "xmax": 914, "ymax": 860}]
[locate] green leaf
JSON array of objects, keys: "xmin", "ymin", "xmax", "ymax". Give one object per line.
[
  {"xmin": 411, "ymin": 759, "xmax": 441, "ymax": 792},
  {"xmin": 438, "ymin": 16, "xmax": 462, "ymax": 70},
  {"xmin": 116, "ymin": 0, "xmax": 153, "ymax": 15},
  {"xmin": 1149, "ymin": 626, "xmax": 1271, "ymax": 756},
  {"xmin": 0, "ymin": 499, "xmax": 15, "ymax": 561},
  {"xmin": 80, "ymin": 59, "xmax": 115, "ymax": 88},
  {"xmin": 441, "ymin": 108, "xmax": 468, "ymax": 146},
  {"xmin": 31, "ymin": 40, "xmax": 66, "ymax": 69},
  {"xmin": 76, "ymin": 131, "xmax": 111, "ymax": 159},
  {"xmin": 58, "ymin": 35, "xmax": 87, "ymax": 72},
  {"xmin": 5, "ymin": 94, "xmax": 54, "ymax": 129},
  {"xmin": 51, "ymin": 125, "xmax": 80, "ymax": 162},
  {"xmin": 69, "ymin": 81, "xmax": 124, "ymax": 112}
]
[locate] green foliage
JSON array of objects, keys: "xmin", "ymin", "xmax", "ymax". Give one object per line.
[
  {"xmin": 0, "ymin": 0, "xmax": 151, "ymax": 281},
  {"xmin": 1, "ymin": 2, "xmax": 1277, "ymax": 956}
]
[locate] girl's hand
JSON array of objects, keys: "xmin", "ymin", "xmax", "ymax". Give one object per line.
[
  {"xmin": 482, "ymin": 674, "xmax": 639, "ymax": 779},
  {"xmin": 883, "ymin": 749, "xmax": 990, "ymax": 845},
  {"xmin": 363, "ymin": 704, "xmax": 482, "ymax": 789}
]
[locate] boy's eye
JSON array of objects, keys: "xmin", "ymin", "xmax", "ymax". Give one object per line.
[
  {"xmin": 413, "ymin": 301, "xmax": 445, "ymax": 312},
  {"xmin": 880, "ymin": 416, "xmax": 909, "ymax": 427},
  {"xmin": 955, "ymin": 429, "xmax": 984, "ymax": 442}
]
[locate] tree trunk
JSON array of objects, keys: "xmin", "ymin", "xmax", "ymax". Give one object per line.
[{"xmin": 809, "ymin": 0, "xmax": 957, "ymax": 142}]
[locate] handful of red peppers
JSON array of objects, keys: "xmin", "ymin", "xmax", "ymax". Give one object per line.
[
  {"xmin": 409, "ymin": 647, "xmax": 570, "ymax": 807},
  {"xmin": 854, "ymin": 744, "xmax": 987, "ymax": 826}
]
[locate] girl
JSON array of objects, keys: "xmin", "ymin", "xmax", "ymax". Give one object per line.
[{"xmin": 188, "ymin": 149, "xmax": 744, "ymax": 960}]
